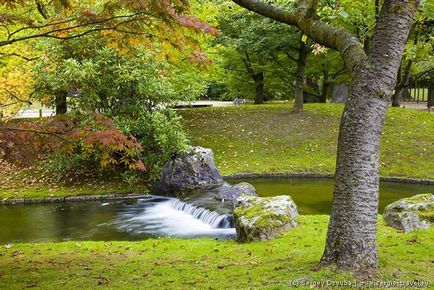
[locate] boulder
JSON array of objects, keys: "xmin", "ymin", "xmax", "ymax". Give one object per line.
[
  {"xmin": 234, "ymin": 194, "xmax": 298, "ymax": 242},
  {"xmin": 152, "ymin": 146, "xmax": 223, "ymax": 195},
  {"xmin": 216, "ymin": 182, "xmax": 257, "ymax": 207},
  {"xmin": 383, "ymin": 193, "xmax": 434, "ymax": 232}
]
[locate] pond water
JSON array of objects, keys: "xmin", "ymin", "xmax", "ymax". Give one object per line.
[
  {"xmin": 225, "ymin": 177, "xmax": 434, "ymax": 214},
  {"xmin": 0, "ymin": 178, "xmax": 432, "ymax": 243}
]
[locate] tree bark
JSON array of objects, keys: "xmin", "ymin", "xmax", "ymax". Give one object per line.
[
  {"xmin": 320, "ymin": 0, "xmax": 417, "ymax": 271},
  {"xmin": 253, "ymin": 72, "xmax": 264, "ymax": 104},
  {"xmin": 55, "ymin": 90, "xmax": 67, "ymax": 115},
  {"xmin": 292, "ymin": 35, "xmax": 307, "ymax": 113}
]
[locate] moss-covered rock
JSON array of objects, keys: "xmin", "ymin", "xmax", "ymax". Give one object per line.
[
  {"xmin": 383, "ymin": 193, "xmax": 434, "ymax": 232},
  {"xmin": 234, "ymin": 194, "xmax": 298, "ymax": 242}
]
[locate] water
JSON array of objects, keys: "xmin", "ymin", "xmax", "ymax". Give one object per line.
[
  {"xmin": 0, "ymin": 178, "xmax": 432, "ymax": 243},
  {"xmin": 114, "ymin": 197, "xmax": 234, "ymax": 239},
  {"xmin": 226, "ymin": 177, "xmax": 433, "ymax": 214}
]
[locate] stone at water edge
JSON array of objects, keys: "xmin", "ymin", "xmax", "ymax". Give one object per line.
[
  {"xmin": 383, "ymin": 193, "xmax": 434, "ymax": 232},
  {"xmin": 234, "ymin": 194, "xmax": 298, "ymax": 242},
  {"xmin": 152, "ymin": 146, "xmax": 223, "ymax": 195},
  {"xmin": 216, "ymin": 182, "xmax": 257, "ymax": 207}
]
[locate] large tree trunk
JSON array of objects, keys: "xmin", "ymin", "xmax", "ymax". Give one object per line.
[
  {"xmin": 232, "ymin": 0, "xmax": 418, "ymax": 272},
  {"xmin": 292, "ymin": 35, "xmax": 307, "ymax": 113},
  {"xmin": 253, "ymin": 72, "xmax": 264, "ymax": 104},
  {"xmin": 320, "ymin": 0, "xmax": 417, "ymax": 271},
  {"xmin": 55, "ymin": 90, "xmax": 67, "ymax": 115}
]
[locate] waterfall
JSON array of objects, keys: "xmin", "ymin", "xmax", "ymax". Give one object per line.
[
  {"xmin": 114, "ymin": 196, "xmax": 236, "ymax": 239},
  {"xmin": 169, "ymin": 199, "xmax": 232, "ymax": 229}
]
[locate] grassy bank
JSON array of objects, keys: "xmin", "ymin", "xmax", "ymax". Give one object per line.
[
  {"xmin": 0, "ymin": 160, "xmax": 146, "ymax": 200},
  {"xmin": 1, "ymin": 103, "xmax": 432, "ymax": 200},
  {"xmin": 180, "ymin": 104, "xmax": 434, "ymax": 179},
  {"xmin": 0, "ymin": 215, "xmax": 432, "ymax": 289}
]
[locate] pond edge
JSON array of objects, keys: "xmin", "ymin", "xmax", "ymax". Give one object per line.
[
  {"xmin": 1, "ymin": 194, "xmax": 150, "ymax": 206},
  {"xmin": 223, "ymin": 172, "xmax": 434, "ymax": 185},
  {"xmin": 2, "ymin": 173, "xmax": 432, "ymax": 205}
]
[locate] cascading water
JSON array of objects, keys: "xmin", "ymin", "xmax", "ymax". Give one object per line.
[
  {"xmin": 114, "ymin": 196, "xmax": 236, "ymax": 239},
  {"xmin": 170, "ymin": 199, "xmax": 232, "ymax": 229}
]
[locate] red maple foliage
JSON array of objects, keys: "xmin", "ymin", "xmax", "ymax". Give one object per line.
[{"xmin": 0, "ymin": 113, "xmax": 147, "ymax": 172}]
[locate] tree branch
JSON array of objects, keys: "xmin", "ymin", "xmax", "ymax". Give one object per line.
[
  {"xmin": 0, "ymin": 52, "xmax": 39, "ymax": 61},
  {"xmin": 232, "ymin": 0, "xmax": 367, "ymax": 71},
  {"xmin": 1, "ymin": 12, "xmax": 154, "ymax": 47}
]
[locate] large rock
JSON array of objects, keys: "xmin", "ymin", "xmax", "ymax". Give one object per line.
[
  {"xmin": 152, "ymin": 146, "xmax": 223, "ymax": 195},
  {"xmin": 216, "ymin": 182, "xmax": 257, "ymax": 207},
  {"xmin": 383, "ymin": 193, "xmax": 434, "ymax": 232},
  {"xmin": 234, "ymin": 195, "xmax": 298, "ymax": 242}
]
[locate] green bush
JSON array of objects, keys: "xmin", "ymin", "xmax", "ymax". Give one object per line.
[{"xmin": 115, "ymin": 107, "xmax": 189, "ymax": 180}]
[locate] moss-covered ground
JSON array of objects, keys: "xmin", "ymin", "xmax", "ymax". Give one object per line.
[
  {"xmin": 0, "ymin": 216, "xmax": 432, "ymax": 289},
  {"xmin": 180, "ymin": 103, "xmax": 434, "ymax": 179}
]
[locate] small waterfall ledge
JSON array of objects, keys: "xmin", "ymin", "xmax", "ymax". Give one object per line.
[{"xmin": 114, "ymin": 196, "xmax": 236, "ymax": 239}]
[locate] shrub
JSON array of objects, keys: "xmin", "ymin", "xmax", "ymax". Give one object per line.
[{"xmin": 115, "ymin": 107, "xmax": 189, "ymax": 180}]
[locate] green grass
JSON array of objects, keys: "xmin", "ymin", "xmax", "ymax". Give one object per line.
[
  {"xmin": 0, "ymin": 163, "xmax": 147, "ymax": 200},
  {"xmin": 180, "ymin": 103, "xmax": 434, "ymax": 179},
  {"xmin": 0, "ymin": 182, "xmax": 146, "ymax": 200},
  {"xmin": 0, "ymin": 216, "xmax": 432, "ymax": 289}
]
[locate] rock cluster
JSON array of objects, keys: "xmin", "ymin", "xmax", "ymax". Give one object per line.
[{"xmin": 153, "ymin": 146, "xmax": 299, "ymax": 242}]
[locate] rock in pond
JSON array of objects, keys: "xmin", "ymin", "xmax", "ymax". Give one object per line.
[
  {"xmin": 383, "ymin": 193, "xmax": 434, "ymax": 232},
  {"xmin": 216, "ymin": 182, "xmax": 257, "ymax": 207},
  {"xmin": 234, "ymin": 194, "xmax": 298, "ymax": 242},
  {"xmin": 152, "ymin": 146, "xmax": 223, "ymax": 195}
]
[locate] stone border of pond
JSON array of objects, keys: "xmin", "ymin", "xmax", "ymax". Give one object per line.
[
  {"xmin": 2, "ymin": 173, "xmax": 432, "ymax": 205},
  {"xmin": 223, "ymin": 173, "xmax": 434, "ymax": 185},
  {"xmin": 1, "ymin": 194, "xmax": 150, "ymax": 206}
]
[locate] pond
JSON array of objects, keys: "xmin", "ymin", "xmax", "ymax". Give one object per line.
[{"xmin": 0, "ymin": 178, "xmax": 432, "ymax": 243}]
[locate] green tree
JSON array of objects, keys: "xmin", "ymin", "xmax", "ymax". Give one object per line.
[
  {"xmin": 0, "ymin": 0, "xmax": 216, "ymax": 114},
  {"xmin": 233, "ymin": 0, "xmax": 419, "ymax": 271},
  {"xmin": 213, "ymin": 10, "xmax": 299, "ymax": 103}
]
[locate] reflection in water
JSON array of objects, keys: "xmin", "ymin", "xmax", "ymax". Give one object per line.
[{"xmin": 0, "ymin": 178, "xmax": 432, "ymax": 243}]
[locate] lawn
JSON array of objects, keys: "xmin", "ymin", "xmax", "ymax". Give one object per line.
[
  {"xmin": 180, "ymin": 103, "xmax": 434, "ymax": 179},
  {"xmin": 0, "ymin": 215, "xmax": 432, "ymax": 289},
  {"xmin": 1, "ymin": 103, "xmax": 432, "ymax": 201},
  {"xmin": 0, "ymin": 160, "xmax": 146, "ymax": 200}
]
